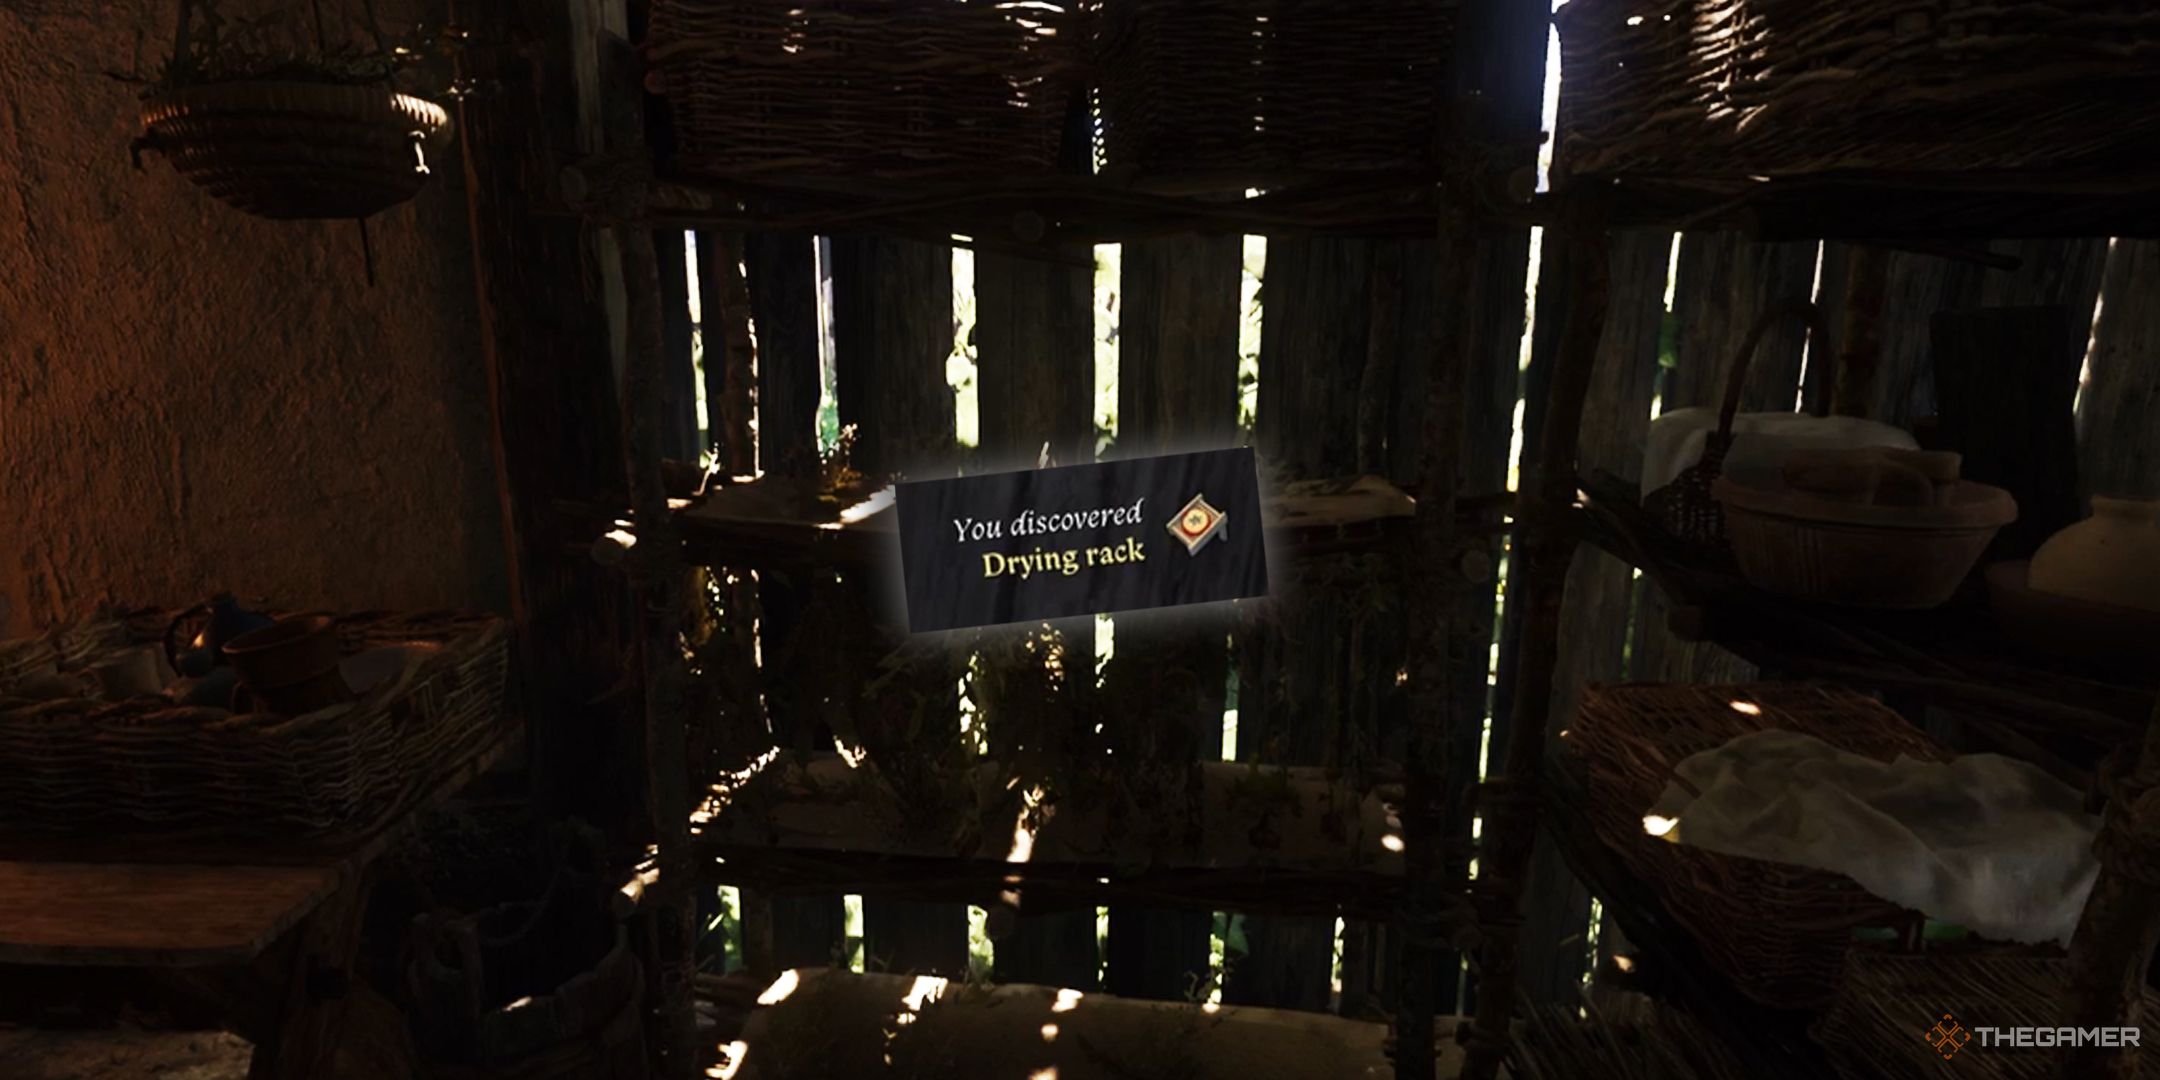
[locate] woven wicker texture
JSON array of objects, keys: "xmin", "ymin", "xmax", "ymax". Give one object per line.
[
  {"xmin": 1570, "ymin": 682, "xmax": 1951, "ymax": 1009},
  {"xmin": 0, "ymin": 610, "xmax": 507, "ymax": 848},
  {"xmin": 1095, "ymin": 0, "xmax": 1453, "ymax": 177},
  {"xmin": 1557, "ymin": 0, "xmax": 2160, "ymax": 182},
  {"xmin": 1816, "ymin": 948, "xmax": 2157, "ymax": 1079},
  {"xmin": 646, "ymin": 0, "xmax": 1083, "ymax": 179},
  {"xmin": 139, "ymin": 82, "xmax": 452, "ymax": 220}
]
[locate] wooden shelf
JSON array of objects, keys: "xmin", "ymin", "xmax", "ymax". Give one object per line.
[
  {"xmin": 554, "ymin": 155, "xmax": 1450, "ymax": 248},
  {"xmin": 1572, "ymin": 171, "xmax": 2160, "ymax": 240},
  {"xmin": 1575, "ymin": 471, "xmax": 2155, "ymax": 770},
  {"xmin": 690, "ymin": 753, "xmax": 1416, "ymax": 920}
]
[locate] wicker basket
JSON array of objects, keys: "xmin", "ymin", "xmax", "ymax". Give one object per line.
[
  {"xmin": 1569, "ymin": 682, "xmax": 1950, "ymax": 1009},
  {"xmin": 1642, "ymin": 300, "xmax": 1829, "ymax": 548},
  {"xmin": 1557, "ymin": 0, "xmax": 2160, "ymax": 181},
  {"xmin": 1094, "ymin": 0, "xmax": 1452, "ymax": 178},
  {"xmin": 0, "ymin": 609, "xmax": 509, "ymax": 848},
  {"xmin": 645, "ymin": 0, "xmax": 1084, "ymax": 180},
  {"xmin": 1815, "ymin": 948, "xmax": 2155, "ymax": 1080},
  {"xmin": 137, "ymin": 81, "xmax": 453, "ymax": 220}
]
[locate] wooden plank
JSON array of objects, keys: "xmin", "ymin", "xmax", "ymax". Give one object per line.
[
  {"xmin": 830, "ymin": 236, "xmax": 956, "ymax": 479},
  {"xmin": 976, "ymin": 246, "xmax": 1096, "ymax": 470},
  {"xmin": 654, "ymin": 229, "xmax": 703, "ymax": 463},
  {"xmin": 1232, "ymin": 235, "xmax": 1377, "ymax": 1012},
  {"xmin": 2080, "ymin": 239, "xmax": 2160, "ymax": 501},
  {"xmin": 1522, "ymin": 229, "xmax": 1675, "ymax": 1005},
  {"xmin": 975, "ymin": 241, "xmax": 1100, "ymax": 990},
  {"xmin": 694, "ymin": 230, "xmax": 758, "ymax": 474},
  {"xmin": 1105, "ymin": 234, "xmax": 1240, "ymax": 1003},
  {"xmin": 0, "ymin": 862, "xmax": 337, "ymax": 967},
  {"xmin": 741, "ymin": 232, "xmax": 823, "ymax": 479},
  {"xmin": 735, "ymin": 230, "xmax": 842, "ymax": 975},
  {"xmin": 829, "ymin": 235, "xmax": 967, "ymax": 979}
]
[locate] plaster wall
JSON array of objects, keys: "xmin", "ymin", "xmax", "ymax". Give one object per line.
[{"xmin": 0, "ymin": 0, "xmax": 506, "ymax": 633}]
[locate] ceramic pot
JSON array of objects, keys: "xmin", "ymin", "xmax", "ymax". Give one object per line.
[
  {"xmin": 223, "ymin": 615, "xmax": 353, "ymax": 715},
  {"xmin": 2029, "ymin": 497, "xmax": 2160, "ymax": 614}
]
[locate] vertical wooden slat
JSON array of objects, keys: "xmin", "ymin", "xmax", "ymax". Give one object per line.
[
  {"xmin": 2082, "ymin": 239, "xmax": 2160, "ymax": 500},
  {"xmin": 1104, "ymin": 234, "xmax": 1240, "ymax": 1003},
  {"xmin": 731, "ymin": 230, "xmax": 844, "ymax": 973},
  {"xmin": 1231, "ymin": 234, "xmax": 1376, "ymax": 1012},
  {"xmin": 694, "ymin": 230, "xmax": 758, "ymax": 474},
  {"xmin": 653, "ymin": 229, "xmax": 702, "ymax": 463},
  {"xmin": 975, "ymin": 242, "xmax": 1101, "ymax": 990},
  {"xmin": 830, "ymin": 235, "xmax": 968, "ymax": 978},
  {"xmin": 743, "ymin": 232, "xmax": 823, "ymax": 478}
]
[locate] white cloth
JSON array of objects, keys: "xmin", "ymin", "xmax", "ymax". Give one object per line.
[
  {"xmin": 1640, "ymin": 408, "xmax": 1919, "ymax": 497},
  {"xmin": 1649, "ymin": 729, "xmax": 2098, "ymax": 946}
]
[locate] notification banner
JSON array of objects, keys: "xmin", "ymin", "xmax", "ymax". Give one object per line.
[{"xmin": 895, "ymin": 447, "xmax": 1269, "ymax": 632}]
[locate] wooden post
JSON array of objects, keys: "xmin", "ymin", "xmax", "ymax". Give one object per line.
[
  {"xmin": 1460, "ymin": 212, "xmax": 1611, "ymax": 1080},
  {"xmin": 2059, "ymin": 696, "xmax": 2160, "ymax": 1080},
  {"xmin": 617, "ymin": 201, "xmax": 702, "ymax": 1080},
  {"xmin": 1539, "ymin": 228, "xmax": 1674, "ymax": 1008},
  {"xmin": 453, "ymin": 0, "xmax": 635, "ymax": 829}
]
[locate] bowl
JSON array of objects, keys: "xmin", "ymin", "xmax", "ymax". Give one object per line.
[{"xmin": 1713, "ymin": 476, "xmax": 2017, "ymax": 609}]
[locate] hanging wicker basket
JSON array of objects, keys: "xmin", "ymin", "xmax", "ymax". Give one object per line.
[{"xmin": 136, "ymin": 80, "xmax": 453, "ymax": 220}]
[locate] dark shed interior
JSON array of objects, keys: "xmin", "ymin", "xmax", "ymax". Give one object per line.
[{"xmin": 1, "ymin": 1, "xmax": 2158, "ymax": 1078}]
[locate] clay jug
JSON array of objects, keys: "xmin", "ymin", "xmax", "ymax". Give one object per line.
[{"xmin": 2029, "ymin": 497, "xmax": 2160, "ymax": 613}]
